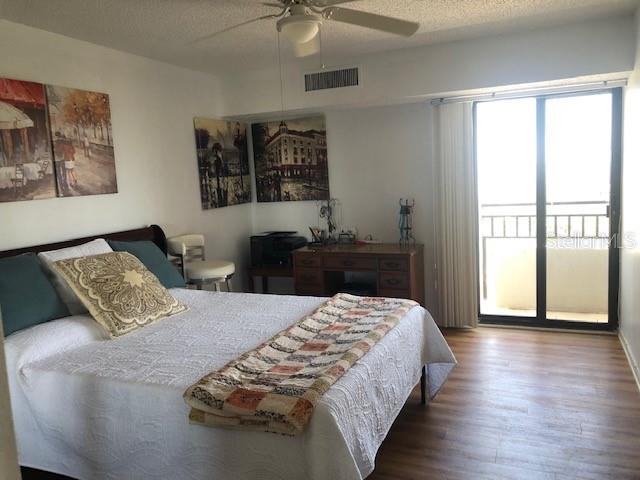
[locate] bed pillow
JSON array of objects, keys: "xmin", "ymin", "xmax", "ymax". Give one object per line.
[
  {"xmin": 0, "ymin": 253, "xmax": 69, "ymax": 336},
  {"xmin": 51, "ymin": 252, "xmax": 188, "ymax": 338},
  {"xmin": 108, "ymin": 240, "xmax": 186, "ymax": 289},
  {"xmin": 38, "ymin": 239, "xmax": 113, "ymax": 315}
]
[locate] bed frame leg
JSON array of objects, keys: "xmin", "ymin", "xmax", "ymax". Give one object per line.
[{"xmin": 420, "ymin": 365, "xmax": 426, "ymax": 405}]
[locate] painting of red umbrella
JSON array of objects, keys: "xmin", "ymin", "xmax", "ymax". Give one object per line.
[{"xmin": 0, "ymin": 78, "xmax": 56, "ymax": 203}]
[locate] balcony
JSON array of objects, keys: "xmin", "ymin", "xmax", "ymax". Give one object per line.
[{"xmin": 479, "ymin": 201, "xmax": 609, "ymax": 323}]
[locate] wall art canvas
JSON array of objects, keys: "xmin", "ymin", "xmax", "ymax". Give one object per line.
[
  {"xmin": 252, "ymin": 116, "xmax": 329, "ymax": 202},
  {"xmin": 46, "ymin": 85, "xmax": 117, "ymax": 197},
  {"xmin": 193, "ymin": 117, "xmax": 251, "ymax": 209},
  {"xmin": 0, "ymin": 78, "xmax": 56, "ymax": 203}
]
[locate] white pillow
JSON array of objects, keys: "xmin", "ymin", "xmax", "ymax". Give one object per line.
[
  {"xmin": 5, "ymin": 315, "xmax": 108, "ymax": 376},
  {"xmin": 38, "ymin": 239, "xmax": 113, "ymax": 315}
]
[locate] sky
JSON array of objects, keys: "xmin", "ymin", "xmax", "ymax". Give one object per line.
[
  {"xmin": 476, "ymin": 93, "xmax": 612, "ymax": 208},
  {"xmin": 262, "ymin": 116, "xmax": 326, "ymax": 137}
]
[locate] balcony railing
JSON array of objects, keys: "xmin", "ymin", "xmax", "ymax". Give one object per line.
[
  {"xmin": 480, "ymin": 200, "xmax": 609, "ymax": 239},
  {"xmin": 480, "ymin": 201, "xmax": 609, "ymax": 300}
]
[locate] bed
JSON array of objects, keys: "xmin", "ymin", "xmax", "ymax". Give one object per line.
[{"xmin": 2, "ymin": 226, "xmax": 456, "ymax": 480}]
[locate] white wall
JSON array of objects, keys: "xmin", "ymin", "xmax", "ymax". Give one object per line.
[
  {"xmin": 221, "ymin": 15, "xmax": 636, "ymax": 116},
  {"xmin": 0, "ymin": 20, "xmax": 253, "ymax": 286},
  {"xmin": 620, "ymin": 10, "xmax": 640, "ymax": 385},
  {"xmin": 493, "ymin": 246, "xmax": 608, "ymax": 313}
]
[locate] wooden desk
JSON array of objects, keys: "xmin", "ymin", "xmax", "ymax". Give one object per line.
[
  {"xmin": 247, "ymin": 265, "xmax": 293, "ymax": 293},
  {"xmin": 293, "ymin": 244, "xmax": 424, "ymax": 305}
]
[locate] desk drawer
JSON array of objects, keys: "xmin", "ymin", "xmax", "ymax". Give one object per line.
[
  {"xmin": 295, "ymin": 285, "xmax": 327, "ymax": 297},
  {"xmin": 379, "ymin": 272, "xmax": 410, "ymax": 290},
  {"xmin": 295, "ymin": 268, "xmax": 323, "ymax": 286},
  {"xmin": 378, "ymin": 288, "xmax": 411, "ymax": 300},
  {"xmin": 323, "ymin": 256, "xmax": 377, "ymax": 270},
  {"xmin": 379, "ymin": 256, "xmax": 409, "ymax": 272},
  {"xmin": 295, "ymin": 254, "xmax": 321, "ymax": 268}
]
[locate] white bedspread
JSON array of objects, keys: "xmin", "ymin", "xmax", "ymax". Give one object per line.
[{"xmin": 6, "ymin": 290, "xmax": 455, "ymax": 480}]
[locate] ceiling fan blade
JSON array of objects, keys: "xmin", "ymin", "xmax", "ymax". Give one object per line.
[
  {"xmin": 188, "ymin": 14, "xmax": 281, "ymax": 45},
  {"xmin": 323, "ymin": 7, "xmax": 419, "ymax": 37},
  {"xmin": 310, "ymin": 0, "xmax": 360, "ymax": 6},
  {"xmin": 293, "ymin": 34, "xmax": 320, "ymax": 57}
]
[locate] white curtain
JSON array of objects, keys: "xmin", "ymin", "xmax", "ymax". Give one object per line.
[{"xmin": 433, "ymin": 102, "xmax": 479, "ymax": 328}]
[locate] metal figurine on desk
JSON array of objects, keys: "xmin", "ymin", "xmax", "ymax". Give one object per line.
[
  {"xmin": 399, "ymin": 198, "xmax": 416, "ymax": 246},
  {"xmin": 317, "ymin": 198, "xmax": 339, "ymax": 245}
]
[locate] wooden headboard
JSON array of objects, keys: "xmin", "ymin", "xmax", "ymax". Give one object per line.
[{"xmin": 0, "ymin": 225, "xmax": 168, "ymax": 259}]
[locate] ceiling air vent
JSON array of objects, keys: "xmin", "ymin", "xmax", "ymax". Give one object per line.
[{"xmin": 304, "ymin": 67, "xmax": 359, "ymax": 92}]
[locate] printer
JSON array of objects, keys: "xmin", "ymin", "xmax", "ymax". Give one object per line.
[{"xmin": 250, "ymin": 232, "xmax": 307, "ymax": 267}]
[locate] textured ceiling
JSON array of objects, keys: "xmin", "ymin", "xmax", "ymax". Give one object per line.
[{"xmin": 1, "ymin": 0, "xmax": 638, "ymax": 74}]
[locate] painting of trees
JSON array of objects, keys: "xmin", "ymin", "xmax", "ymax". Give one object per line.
[
  {"xmin": 60, "ymin": 89, "xmax": 112, "ymax": 145},
  {"xmin": 46, "ymin": 85, "xmax": 117, "ymax": 197}
]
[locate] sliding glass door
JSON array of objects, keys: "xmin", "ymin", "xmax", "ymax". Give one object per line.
[
  {"xmin": 477, "ymin": 98, "xmax": 537, "ymax": 319},
  {"xmin": 476, "ymin": 88, "xmax": 621, "ymax": 329}
]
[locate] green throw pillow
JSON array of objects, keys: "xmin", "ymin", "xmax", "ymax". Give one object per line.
[
  {"xmin": 0, "ymin": 253, "xmax": 70, "ymax": 336},
  {"xmin": 108, "ymin": 240, "xmax": 186, "ymax": 289}
]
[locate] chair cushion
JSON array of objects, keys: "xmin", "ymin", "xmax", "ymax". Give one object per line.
[
  {"xmin": 186, "ymin": 260, "xmax": 235, "ymax": 280},
  {"xmin": 38, "ymin": 239, "xmax": 113, "ymax": 315},
  {"xmin": 0, "ymin": 253, "xmax": 69, "ymax": 336},
  {"xmin": 108, "ymin": 240, "xmax": 186, "ymax": 289},
  {"xmin": 167, "ymin": 234, "xmax": 204, "ymax": 256},
  {"xmin": 52, "ymin": 252, "xmax": 188, "ymax": 338}
]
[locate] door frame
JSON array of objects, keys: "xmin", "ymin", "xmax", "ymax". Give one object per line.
[{"xmin": 476, "ymin": 87, "xmax": 622, "ymax": 331}]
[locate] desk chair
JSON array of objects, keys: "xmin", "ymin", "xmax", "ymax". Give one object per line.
[{"xmin": 167, "ymin": 234, "xmax": 235, "ymax": 291}]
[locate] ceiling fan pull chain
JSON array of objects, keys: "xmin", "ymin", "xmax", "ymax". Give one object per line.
[
  {"xmin": 277, "ymin": 30, "xmax": 286, "ymax": 113},
  {"xmin": 319, "ymin": 23, "xmax": 325, "ymax": 70}
]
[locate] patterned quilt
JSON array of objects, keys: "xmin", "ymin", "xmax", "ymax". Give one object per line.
[{"xmin": 183, "ymin": 293, "xmax": 418, "ymax": 435}]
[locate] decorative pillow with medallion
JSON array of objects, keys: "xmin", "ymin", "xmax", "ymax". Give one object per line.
[{"xmin": 52, "ymin": 252, "xmax": 188, "ymax": 338}]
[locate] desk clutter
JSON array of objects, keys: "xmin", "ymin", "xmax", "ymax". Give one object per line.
[{"xmin": 248, "ymin": 197, "xmax": 423, "ymax": 302}]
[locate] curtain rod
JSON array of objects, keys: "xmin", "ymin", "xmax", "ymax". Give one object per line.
[{"xmin": 430, "ymin": 79, "xmax": 628, "ymax": 105}]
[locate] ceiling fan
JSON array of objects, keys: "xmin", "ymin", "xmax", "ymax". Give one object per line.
[{"xmin": 191, "ymin": 0, "xmax": 420, "ymax": 57}]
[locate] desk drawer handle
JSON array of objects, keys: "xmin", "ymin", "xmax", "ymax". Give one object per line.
[
  {"xmin": 341, "ymin": 260, "xmax": 355, "ymax": 267},
  {"xmin": 385, "ymin": 261, "xmax": 400, "ymax": 269},
  {"xmin": 300, "ymin": 259, "xmax": 314, "ymax": 266},
  {"xmin": 385, "ymin": 278, "xmax": 402, "ymax": 286}
]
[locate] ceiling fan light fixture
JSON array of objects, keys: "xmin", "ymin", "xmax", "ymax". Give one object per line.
[{"xmin": 277, "ymin": 15, "xmax": 321, "ymax": 44}]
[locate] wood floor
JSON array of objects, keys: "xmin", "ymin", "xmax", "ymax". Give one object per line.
[
  {"xmin": 369, "ymin": 327, "xmax": 640, "ymax": 480},
  {"xmin": 22, "ymin": 327, "xmax": 640, "ymax": 480}
]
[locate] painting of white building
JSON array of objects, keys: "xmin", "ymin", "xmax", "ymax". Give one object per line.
[{"xmin": 252, "ymin": 116, "xmax": 329, "ymax": 202}]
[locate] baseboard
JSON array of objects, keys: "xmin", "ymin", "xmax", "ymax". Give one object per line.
[
  {"xmin": 480, "ymin": 323, "xmax": 616, "ymax": 335},
  {"xmin": 619, "ymin": 330, "xmax": 640, "ymax": 393}
]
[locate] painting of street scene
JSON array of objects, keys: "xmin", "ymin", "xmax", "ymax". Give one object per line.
[
  {"xmin": 46, "ymin": 85, "xmax": 117, "ymax": 197},
  {"xmin": 0, "ymin": 78, "xmax": 56, "ymax": 203},
  {"xmin": 193, "ymin": 117, "xmax": 251, "ymax": 209},
  {"xmin": 251, "ymin": 116, "xmax": 329, "ymax": 203}
]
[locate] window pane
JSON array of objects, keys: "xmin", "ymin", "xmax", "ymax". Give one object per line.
[
  {"xmin": 477, "ymin": 98, "xmax": 537, "ymax": 318},
  {"xmin": 545, "ymin": 93, "xmax": 611, "ymax": 323}
]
